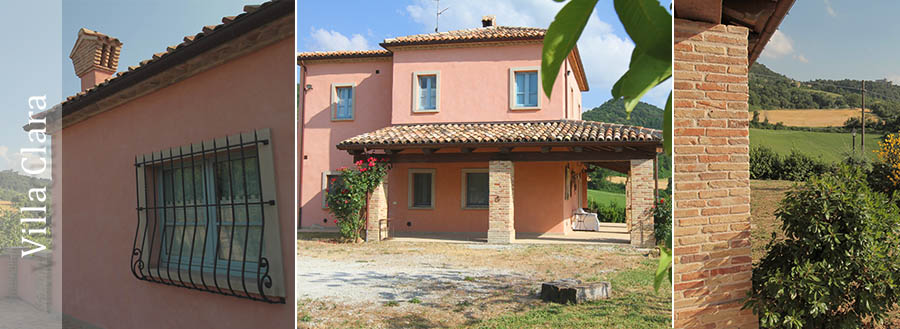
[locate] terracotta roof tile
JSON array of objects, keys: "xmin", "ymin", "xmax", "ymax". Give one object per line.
[
  {"xmin": 338, "ymin": 120, "xmax": 662, "ymax": 149},
  {"xmin": 63, "ymin": 0, "xmax": 286, "ymax": 105},
  {"xmin": 297, "ymin": 50, "xmax": 393, "ymax": 61},
  {"xmin": 381, "ymin": 26, "xmax": 545, "ymax": 47}
]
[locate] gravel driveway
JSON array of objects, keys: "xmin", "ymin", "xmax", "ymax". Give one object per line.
[{"xmin": 296, "ymin": 254, "xmax": 528, "ymax": 305}]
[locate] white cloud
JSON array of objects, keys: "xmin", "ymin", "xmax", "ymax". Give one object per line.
[
  {"xmin": 307, "ymin": 28, "xmax": 373, "ymax": 51},
  {"xmin": 0, "ymin": 144, "xmax": 52, "ymax": 179},
  {"xmin": 761, "ymin": 30, "xmax": 808, "ymax": 64},
  {"xmin": 761, "ymin": 30, "xmax": 794, "ymax": 58},
  {"xmin": 405, "ymin": 0, "xmax": 635, "ymax": 101},
  {"xmin": 824, "ymin": 0, "xmax": 837, "ymax": 17},
  {"xmin": 887, "ymin": 74, "xmax": 900, "ymax": 85}
]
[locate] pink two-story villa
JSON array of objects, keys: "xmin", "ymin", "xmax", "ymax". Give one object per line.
[{"xmin": 298, "ymin": 16, "xmax": 662, "ymax": 246}]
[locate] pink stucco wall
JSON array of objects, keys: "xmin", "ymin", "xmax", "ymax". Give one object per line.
[
  {"xmin": 60, "ymin": 38, "xmax": 293, "ymax": 328},
  {"xmin": 390, "ymin": 44, "xmax": 576, "ymax": 124},
  {"xmin": 386, "ymin": 160, "xmax": 580, "ymax": 234},
  {"xmin": 299, "ymin": 43, "xmax": 587, "ymax": 234},
  {"xmin": 299, "ymin": 60, "xmax": 393, "ymax": 229}
]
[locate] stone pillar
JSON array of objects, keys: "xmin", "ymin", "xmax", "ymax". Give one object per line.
[
  {"xmin": 673, "ymin": 18, "xmax": 755, "ymax": 329},
  {"xmin": 366, "ymin": 175, "xmax": 388, "ymax": 242},
  {"xmin": 628, "ymin": 159, "xmax": 655, "ymax": 248},
  {"xmin": 488, "ymin": 160, "xmax": 515, "ymax": 244}
]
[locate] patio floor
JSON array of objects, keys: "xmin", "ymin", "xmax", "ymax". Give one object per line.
[{"xmin": 387, "ymin": 222, "xmax": 630, "ymax": 245}]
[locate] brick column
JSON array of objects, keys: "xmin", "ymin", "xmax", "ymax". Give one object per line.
[
  {"xmin": 673, "ymin": 18, "xmax": 755, "ymax": 328},
  {"xmin": 628, "ymin": 159, "xmax": 655, "ymax": 248},
  {"xmin": 366, "ymin": 175, "xmax": 388, "ymax": 242},
  {"xmin": 488, "ymin": 160, "xmax": 515, "ymax": 244}
]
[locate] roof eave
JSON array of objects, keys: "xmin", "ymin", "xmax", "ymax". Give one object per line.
[{"xmin": 61, "ymin": 0, "xmax": 294, "ymax": 120}]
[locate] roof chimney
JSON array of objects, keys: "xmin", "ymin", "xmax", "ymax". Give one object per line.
[
  {"xmin": 481, "ymin": 15, "xmax": 496, "ymax": 27},
  {"xmin": 69, "ymin": 28, "xmax": 122, "ymax": 92}
]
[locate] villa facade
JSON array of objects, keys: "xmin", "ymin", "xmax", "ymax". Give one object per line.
[
  {"xmin": 298, "ymin": 16, "xmax": 663, "ymax": 246},
  {"xmin": 47, "ymin": 1, "xmax": 295, "ymax": 328}
]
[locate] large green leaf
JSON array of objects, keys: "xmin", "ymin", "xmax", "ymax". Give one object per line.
[
  {"xmin": 654, "ymin": 245, "xmax": 672, "ymax": 292},
  {"xmin": 614, "ymin": 0, "xmax": 672, "ymax": 62},
  {"xmin": 612, "ymin": 47, "xmax": 671, "ymax": 116},
  {"xmin": 541, "ymin": 0, "xmax": 598, "ymax": 98}
]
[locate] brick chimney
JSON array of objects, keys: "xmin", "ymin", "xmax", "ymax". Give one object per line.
[
  {"xmin": 69, "ymin": 28, "xmax": 122, "ymax": 91},
  {"xmin": 482, "ymin": 15, "xmax": 496, "ymax": 27}
]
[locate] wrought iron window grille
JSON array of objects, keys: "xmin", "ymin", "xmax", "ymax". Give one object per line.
[{"xmin": 131, "ymin": 129, "xmax": 285, "ymax": 304}]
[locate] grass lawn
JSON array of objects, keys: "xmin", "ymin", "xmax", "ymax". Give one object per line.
[
  {"xmin": 587, "ymin": 189, "xmax": 625, "ymax": 208},
  {"xmin": 750, "ymin": 128, "xmax": 882, "ymax": 163},
  {"xmin": 458, "ymin": 264, "xmax": 671, "ymax": 329}
]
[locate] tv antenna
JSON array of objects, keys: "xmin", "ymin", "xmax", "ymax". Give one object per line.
[{"xmin": 435, "ymin": 0, "xmax": 449, "ymax": 32}]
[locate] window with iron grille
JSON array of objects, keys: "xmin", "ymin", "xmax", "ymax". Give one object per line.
[{"xmin": 131, "ymin": 129, "xmax": 285, "ymax": 303}]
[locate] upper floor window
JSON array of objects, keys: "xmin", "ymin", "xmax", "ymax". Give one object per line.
[
  {"xmin": 510, "ymin": 67, "xmax": 541, "ymax": 110},
  {"xmin": 412, "ymin": 71, "xmax": 440, "ymax": 113},
  {"xmin": 331, "ymin": 83, "xmax": 355, "ymax": 121}
]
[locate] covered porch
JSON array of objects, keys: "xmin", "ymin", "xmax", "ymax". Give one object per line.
[{"xmin": 337, "ymin": 120, "xmax": 663, "ymax": 247}]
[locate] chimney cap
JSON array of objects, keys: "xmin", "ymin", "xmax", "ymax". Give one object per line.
[{"xmin": 481, "ymin": 15, "xmax": 496, "ymax": 27}]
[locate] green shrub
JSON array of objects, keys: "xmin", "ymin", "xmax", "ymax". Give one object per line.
[
  {"xmin": 652, "ymin": 197, "xmax": 671, "ymax": 249},
  {"xmin": 781, "ymin": 151, "xmax": 831, "ymax": 181},
  {"xmin": 745, "ymin": 166, "xmax": 900, "ymax": 328},
  {"xmin": 750, "ymin": 145, "xmax": 783, "ymax": 180},
  {"xmin": 750, "ymin": 145, "xmax": 833, "ymax": 181},
  {"xmin": 587, "ymin": 199, "xmax": 625, "ymax": 223}
]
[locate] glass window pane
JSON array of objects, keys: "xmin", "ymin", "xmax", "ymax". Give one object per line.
[
  {"xmin": 418, "ymin": 75, "xmax": 436, "ymax": 110},
  {"xmin": 335, "ymin": 87, "xmax": 352, "ymax": 119},
  {"xmin": 412, "ymin": 173, "xmax": 432, "ymax": 207},
  {"xmin": 218, "ymin": 226, "xmax": 262, "ymax": 263},
  {"xmin": 466, "ymin": 173, "xmax": 489, "ymax": 207}
]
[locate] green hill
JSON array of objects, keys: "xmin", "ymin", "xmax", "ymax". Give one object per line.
[
  {"xmin": 582, "ymin": 98, "xmax": 663, "ymax": 129},
  {"xmin": 750, "ymin": 128, "xmax": 882, "ymax": 163},
  {"xmin": 0, "ymin": 170, "xmax": 50, "ymax": 203}
]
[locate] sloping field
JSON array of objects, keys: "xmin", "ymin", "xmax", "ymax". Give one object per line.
[
  {"xmin": 750, "ymin": 128, "xmax": 882, "ymax": 162},
  {"xmin": 757, "ymin": 108, "xmax": 878, "ymax": 127}
]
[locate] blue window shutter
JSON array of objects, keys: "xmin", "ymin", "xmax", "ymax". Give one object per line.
[{"xmin": 528, "ymin": 72, "xmax": 538, "ymax": 106}]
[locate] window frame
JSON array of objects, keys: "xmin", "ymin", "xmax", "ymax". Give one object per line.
[
  {"xmin": 331, "ymin": 83, "xmax": 356, "ymax": 121},
  {"xmin": 509, "ymin": 67, "xmax": 542, "ymax": 110},
  {"xmin": 133, "ymin": 128, "xmax": 285, "ymax": 302},
  {"xmin": 460, "ymin": 168, "xmax": 490, "ymax": 209},
  {"xmin": 412, "ymin": 71, "xmax": 440, "ymax": 113},
  {"xmin": 407, "ymin": 168, "xmax": 436, "ymax": 209},
  {"xmin": 321, "ymin": 171, "xmax": 342, "ymax": 208}
]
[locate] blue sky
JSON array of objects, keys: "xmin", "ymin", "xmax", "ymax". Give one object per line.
[
  {"xmin": 758, "ymin": 0, "xmax": 900, "ymax": 83},
  {"xmin": 298, "ymin": 0, "xmax": 673, "ymax": 111},
  {"xmin": 0, "ymin": 2, "xmax": 61, "ymax": 176},
  {"xmin": 0, "ymin": 1, "xmax": 257, "ymax": 174}
]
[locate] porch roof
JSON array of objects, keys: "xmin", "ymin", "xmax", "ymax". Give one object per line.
[{"xmin": 337, "ymin": 120, "xmax": 662, "ymax": 151}]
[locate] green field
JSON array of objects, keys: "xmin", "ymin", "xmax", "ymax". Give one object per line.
[
  {"xmin": 588, "ymin": 189, "xmax": 626, "ymax": 207},
  {"xmin": 750, "ymin": 128, "xmax": 883, "ymax": 163}
]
